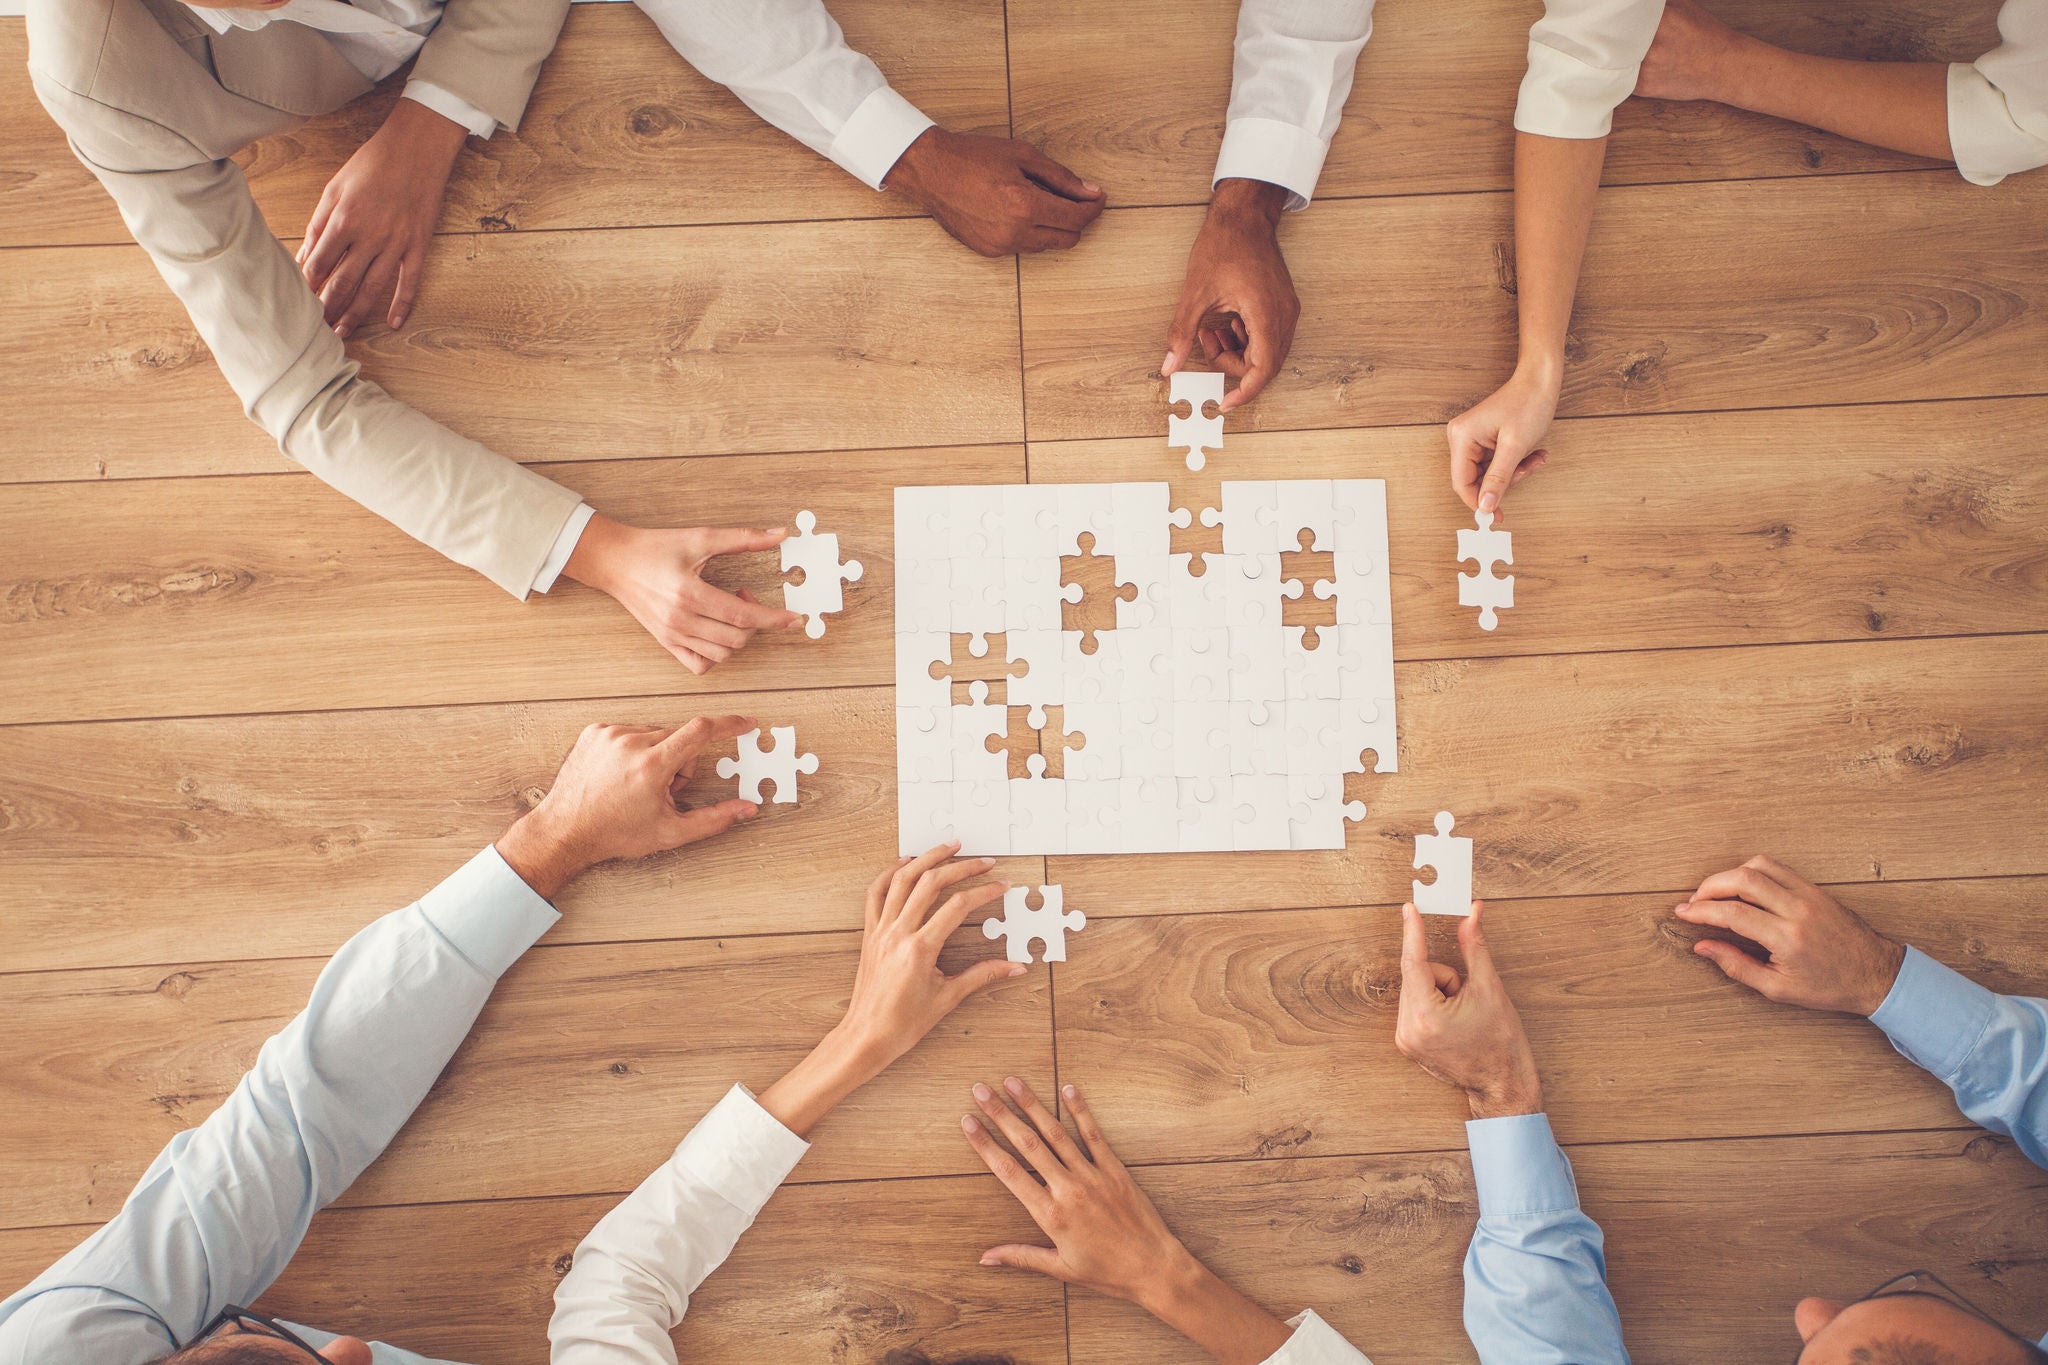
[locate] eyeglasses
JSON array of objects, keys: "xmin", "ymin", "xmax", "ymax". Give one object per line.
[
  {"xmin": 1797, "ymin": 1270, "xmax": 2040, "ymax": 1362},
  {"xmin": 189, "ymin": 1306, "xmax": 328, "ymax": 1362}
]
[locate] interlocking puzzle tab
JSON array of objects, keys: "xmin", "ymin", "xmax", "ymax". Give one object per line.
[
  {"xmin": 929, "ymin": 631, "xmax": 1029, "ymax": 705},
  {"xmin": 781, "ymin": 510, "xmax": 863, "ymax": 639},
  {"xmin": 717, "ymin": 726, "xmax": 818, "ymax": 804},
  {"xmin": 1412, "ymin": 810, "xmax": 1472, "ymax": 915},
  {"xmin": 1457, "ymin": 510, "xmax": 1514, "ymax": 631},
  {"xmin": 983, "ymin": 883, "xmax": 1086, "ymax": 963},
  {"xmin": 1167, "ymin": 371, "xmax": 1224, "ymax": 471}
]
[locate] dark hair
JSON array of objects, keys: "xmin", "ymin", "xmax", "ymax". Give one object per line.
[
  {"xmin": 883, "ymin": 1352, "xmax": 1018, "ymax": 1365},
  {"xmin": 159, "ymin": 1341, "xmax": 300, "ymax": 1365}
]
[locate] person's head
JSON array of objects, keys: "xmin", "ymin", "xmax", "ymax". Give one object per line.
[
  {"xmin": 180, "ymin": 1, "xmax": 292, "ymax": 12},
  {"xmin": 1795, "ymin": 1273, "xmax": 2048, "ymax": 1365},
  {"xmin": 158, "ymin": 1309, "xmax": 371, "ymax": 1365}
]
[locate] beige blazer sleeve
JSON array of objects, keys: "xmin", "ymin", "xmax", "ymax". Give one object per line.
[
  {"xmin": 27, "ymin": 76, "xmax": 585, "ymax": 599},
  {"xmin": 412, "ymin": 0, "xmax": 573, "ymax": 133}
]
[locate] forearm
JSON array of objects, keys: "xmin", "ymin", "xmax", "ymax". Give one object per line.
[
  {"xmin": 1705, "ymin": 42, "xmax": 1952, "ymax": 162},
  {"xmin": 757, "ymin": 1027, "xmax": 887, "ymax": 1138},
  {"xmin": 1216, "ymin": 0, "xmax": 1375, "ymax": 207},
  {"xmin": 1138, "ymin": 1254, "xmax": 1295, "ymax": 1365},
  {"xmin": 1509, "ymin": 131, "xmax": 1606, "ymax": 384}
]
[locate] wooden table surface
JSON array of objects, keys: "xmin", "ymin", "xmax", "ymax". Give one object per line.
[{"xmin": 2, "ymin": 1, "xmax": 2046, "ymax": 1361}]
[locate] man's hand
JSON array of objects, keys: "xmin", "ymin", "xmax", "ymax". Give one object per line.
[
  {"xmin": 495, "ymin": 716, "xmax": 760, "ymax": 898},
  {"xmin": 883, "ymin": 128, "xmax": 1105, "ymax": 257},
  {"xmin": 1163, "ymin": 178, "xmax": 1298, "ymax": 413},
  {"xmin": 297, "ymin": 97, "xmax": 469, "ymax": 340},
  {"xmin": 1446, "ymin": 365, "xmax": 1557, "ymax": 517},
  {"xmin": 759, "ymin": 844, "xmax": 1022, "ymax": 1137},
  {"xmin": 1674, "ymin": 855, "xmax": 1907, "ymax": 1015},
  {"xmin": 564, "ymin": 514, "xmax": 803, "ymax": 675},
  {"xmin": 963, "ymin": 1079, "xmax": 1293, "ymax": 1365},
  {"xmin": 1635, "ymin": 0, "xmax": 1746, "ymax": 103},
  {"xmin": 1395, "ymin": 902, "xmax": 1545, "ymax": 1119}
]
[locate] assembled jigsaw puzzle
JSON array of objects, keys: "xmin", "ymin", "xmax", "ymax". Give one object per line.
[{"xmin": 893, "ymin": 475, "xmax": 1397, "ymax": 856}]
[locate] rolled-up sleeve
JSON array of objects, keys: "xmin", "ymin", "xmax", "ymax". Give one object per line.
[
  {"xmin": 1514, "ymin": 0, "xmax": 1666, "ymax": 140},
  {"xmin": 1212, "ymin": 0, "xmax": 1375, "ymax": 210},
  {"xmin": 1948, "ymin": 0, "xmax": 2048, "ymax": 185}
]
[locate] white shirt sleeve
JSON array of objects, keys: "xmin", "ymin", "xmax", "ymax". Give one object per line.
[
  {"xmin": 1513, "ymin": 0, "xmax": 1666, "ymax": 140},
  {"xmin": 629, "ymin": 0, "xmax": 935, "ymax": 189},
  {"xmin": 403, "ymin": 79, "xmax": 499, "ymax": 139},
  {"xmin": 1260, "ymin": 1309, "xmax": 1374, "ymax": 1363},
  {"xmin": 1212, "ymin": 0, "xmax": 1376, "ymax": 210},
  {"xmin": 549, "ymin": 1085, "xmax": 811, "ymax": 1364},
  {"xmin": 1948, "ymin": 0, "xmax": 2048, "ymax": 185},
  {"xmin": 530, "ymin": 502, "xmax": 595, "ymax": 595}
]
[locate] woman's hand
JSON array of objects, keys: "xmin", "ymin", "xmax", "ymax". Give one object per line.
[
  {"xmin": 759, "ymin": 845, "xmax": 1022, "ymax": 1136},
  {"xmin": 1446, "ymin": 366, "xmax": 1557, "ymax": 517},
  {"xmin": 564, "ymin": 514, "xmax": 803, "ymax": 674},
  {"xmin": 963, "ymin": 1079, "xmax": 1293, "ymax": 1365}
]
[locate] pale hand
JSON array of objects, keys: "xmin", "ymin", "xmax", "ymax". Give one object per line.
[
  {"xmin": 884, "ymin": 128, "xmax": 1106, "ymax": 256},
  {"xmin": 1446, "ymin": 366, "xmax": 1558, "ymax": 517},
  {"xmin": 1164, "ymin": 179, "xmax": 1298, "ymax": 412},
  {"xmin": 1394, "ymin": 902, "xmax": 1545, "ymax": 1119},
  {"xmin": 298, "ymin": 97, "xmax": 468, "ymax": 338},
  {"xmin": 1675, "ymin": 855, "xmax": 1907, "ymax": 1015},
  {"xmin": 759, "ymin": 844, "xmax": 1022, "ymax": 1137},
  {"xmin": 495, "ymin": 716, "xmax": 760, "ymax": 897},
  {"xmin": 564, "ymin": 514, "xmax": 803, "ymax": 675}
]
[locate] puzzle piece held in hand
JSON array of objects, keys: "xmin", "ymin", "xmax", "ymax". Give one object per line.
[
  {"xmin": 781, "ymin": 510, "xmax": 864, "ymax": 638},
  {"xmin": 1456, "ymin": 511, "xmax": 1514, "ymax": 631},
  {"xmin": 983, "ymin": 883, "xmax": 1086, "ymax": 963},
  {"xmin": 717, "ymin": 726, "xmax": 819, "ymax": 804},
  {"xmin": 1412, "ymin": 810, "xmax": 1472, "ymax": 915},
  {"xmin": 1167, "ymin": 371, "xmax": 1224, "ymax": 471}
]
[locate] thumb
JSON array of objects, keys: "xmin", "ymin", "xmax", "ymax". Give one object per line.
[
  {"xmin": 700, "ymin": 526, "xmax": 790, "ymax": 559},
  {"xmin": 979, "ymin": 1244, "xmax": 1067, "ymax": 1278},
  {"xmin": 949, "ymin": 956, "xmax": 1029, "ymax": 1006},
  {"xmin": 1478, "ymin": 439, "xmax": 1535, "ymax": 515},
  {"xmin": 1693, "ymin": 938, "xmax": 1778, "ymax": 998},
  {"xmin": 1458, "ymin": 901, "xmax": 1502, "ymax": 987},
  {"xmin": 652, "ymin": 714, "xmax": 753, "ymax": 769},
  {"xmin": 665, "ymin": 797, "xmax": 757, "ymax": 849},
  {"xmin": 1398, "ymin": 902, "xmax": 1439, "ymax": 1000},
  {"xmin": 1019, "ymin": 145, "xmax": 1102, "ymax": 201}
]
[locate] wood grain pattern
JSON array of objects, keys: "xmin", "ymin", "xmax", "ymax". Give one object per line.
[
  {"xmin": 1045, "ymin": 632, "xmax": 2048, "ymax": 916},
  {"xmin": 0, "ymin": 1, "xmax": 1010, "ymax": 248},
  {"xmin": 0, "ymin": 685, "xmax": 1043, "ymax": 972},
  {"xmin": 0, "ymin": 445, "xmax": 1024, "ymax": 724},
  {"xmin": 1007, "ymin": 0, "xmax": 1990, "ymax": 208},
  {"xmin": 2, "ymin": 214, "xmax": 1021, "ymax": 483},
  {"xmin": 1019, "ymin": 173, "xmax": 2048, "ymax": 442},
  {"xmin": 0, "ymin": 927, "xmax": 1048, "ymax": 1229},
  {"xmin": 1050, "ymin": 878, "xmax": 2048, "ymax": 1168}
]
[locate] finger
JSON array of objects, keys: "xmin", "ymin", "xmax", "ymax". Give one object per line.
[
  {"xmin": 1430, "ymin": 961, "xmax": 1462, "ymax": 995},
  {"xmin": 1398, "ymin": 904, "xmax": 1439, "ymax": 1000},
  {"xmin": 1446, "ymin": 427, "xmax": 1488, "ymax": 512},
  {"xmin": 1022, "ymin": 226, "xmax": 1083, "ymax": 253},
  {"xmin": 960, "ymin": 1114, "xmax": 1050, "ymax": 1217},
  {"xmin": 1693, "ymin": 938, "xmax": 1778, "ymax": 997},
  {"xmin": 699, "ymin": 525, "xmax": 790, "ymax": 558},
  {"xmin": 904, "ymin": 856, "xmax": 1001, "ymax": 931},
  {"xmin": 663, "ymin": 640, "xmax": 711, "ymax": 675},
  {"xmin": 388, "ymin": 246, "xmax": 423, "ymax": 330},
  {"xmin": 1691, "ymin": 865, "xmax": 1798, "ymax": 916},
  {"xmin": 320, "ymin": 253, "xmax": 373, "ymax": 334},
  {"xmin": 978, "ymin": 1243, "xmax": 1067, "ymax": 1278},
  {"xmin": 1026, "ymin": 183, "xmax": 1102, "ymax": 233},
  {"xmin": 1673, "ymin": 897, "xmax": 1784, "ymax": 952},
  {"xmin": 866, "ymin": 855, "xmax": 914, "ymax": 932},
  {"xmin": 1477, "ymin": 438, "xmax": 1535, "ymax": 514},
  {"xmin": 664, "ymin": 796, "xmax": 757, "ymax": 848},
  {"xmin": 884, "ymin": 842, "xmax": 964, "ymax": 926},
  {"xmin": 972, "ymin": 1082, "xmax": 1072, "ymax": 1185},
  {"xmin": 1740, "ymin": 853, "xmax": 1811, "ymax": 897},
  {"xmin": 945, "ymin": 955, "xmax": 1028, "ymax": 1006},
  {"xmin": 297, "ymin": 189, "xmax": 337, "ymax": 270},
  {"xmin": 299, "ymin": 213, "xmax": 347, "ymax": 289},
  {"xmin": 1508, "ymin": 452, "xmax": 1548, "ymax": 486},
  {"xmin": 675, "ymin": 635, "xmax": 734, "ymax": 665},
  {"xmin": 1221, "ymin": 304, "xmax": 1294, "ymax": 412},
  {"xmin": 336, "ymin": 251, "xmax": 400, "ymax": 339},
  {"xmin": 1017, "ymin": 146, "xmax": 1104, "ymax": 203},
  {"xmin": 1001, "ymin": 1075, "xmax": 1088, "ymax": 1169},
  {"xmin": 653, "ymin": 714, "xmax": 755, "ymax": 769},
  {"xmin": 682, "ymin": 615, "xmax": 751, "ymax": 651},
  {"xmin": 921, "ymin": 877, "xmax": 1010, "ymax": 945},
  {"xmin": 697, "ymin": 580, "xmax": 803, "ymax": 632},
  {"xmin": 1060, "ymin": 1084, "xmax": 1126, "ymax": 1173},
  {"xmin": 1163, "ymin": 282, "xmax": 1215, "ymax": 378},
  {"xmin": 1458, "ymin": 901, "xmax": 1503, "ymax": 986}
]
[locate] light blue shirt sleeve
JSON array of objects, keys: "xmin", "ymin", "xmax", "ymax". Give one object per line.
[
  {"xmin": 1462, "ymin": 1114, "xmax": 1629, "ymax": 1365},
  {"xmin": 0, "ymin": 847, "xmax": 560, "ymax": 1365},
  {"xmin": 1870, "ymin": 945, "xmax": 2048, "ymax": 1168}
]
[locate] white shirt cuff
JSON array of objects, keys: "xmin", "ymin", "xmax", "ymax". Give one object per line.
[
  {"xmin": 1214, "ymin": 117, "xmax": 1329, "ymax": 210},
  {"xmin": 403, "ymin": 80, "xmax": 499, "ymax": 140},
  {"xmin": 677, "ymin": 1085, "xmax": 812, "ymax": 1218},
  {"xmin": 830, "ymin": 85, "xmax": 937, "ymax": 190},
  {"xmin": 1263, "ymin": 1308, "xmax": 1373, "ymax": 1363},
  {"xmin": 531, "ymin": 503, "xmax": 595, "ymax": 595},
  {"xmin": 1947, "ymin": 60, "xmax": 2048, "ymax": 186},
  {"xmin": 1513, "ymin": 39, "xmax": 1639, "ymax": 139}
]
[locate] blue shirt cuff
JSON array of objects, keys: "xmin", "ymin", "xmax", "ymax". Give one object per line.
[
  {"xmin": 417, "ymin": 846, "xmax": 562, "ymax": 980},
  {"xmin": 1466, "ymin": 1112, "xmax": 1581, "ymax": 1217},
  {"xmin": 1869, "ymin": 945, "xmax": 2001, "ymax": 1084}
]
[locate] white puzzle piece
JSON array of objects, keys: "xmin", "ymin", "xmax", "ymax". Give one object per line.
[
  {"xmin": 950, "ymin": 778, "xmax": 1011, "ymax": 855},
  {"xmin": 897, "ymin": 705, "xmax": 951, "ymax": 783},
  {"xmin": 781, "ymin": 510, "xmax": 864, "ymax": 639},
  {"xmin": 983, "ymin": 884, "xmax": 1086, "ymax": 963},
  {"xmin": 1167, "ymin": 371, "xmax": 1225, "ymax": 471},
  {"xmin": 1229, "ymin": 774, "xmax": 1290, "ymax": 851},
  {"xmin": 717, "ymin": 726, "xmax": 818, "ymax": 804},
  {"xmin": 1009, "ymin": 763, "xmax": 1068, "ymax": 855},
  {"xmin": 1457, "ymin": 510, "xmax": 1514, "ymax": 631},
  {"xmin": 1412, "ymin": 810, "xmax": 1473, "ymax": 915},
  {"xmin": 1176, "ymin": 776, "xmax": 1234, "ymax": 851}
]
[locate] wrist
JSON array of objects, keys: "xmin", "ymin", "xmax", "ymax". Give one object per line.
[
  {"xmin": 493, "ymin": 804, "xmax": 592, "ymax": 902},
  {"xmin": 759, "ymin": 1028, "xmax": 881, "ymax": 1138},
  {"xmin": 1511, "ymin": 349, "xmax": 1564, "ymax": 394},
  {"xmin": 1466, "ymin": 1070, "xmax": 1545, "ymax": 1121},
  {"xmin": 881, "ymin": 127, "xmax": 941, "ymax": 207},
  {"xmin": 562, "ymin": 512, "xmax": 636, "ymax": 599},
  {"xmin": 1208, "ymin": 178, "xmax": 1288, "ymax": 233},
  {"xmin": 384, "ymin": 96, "xmax": 469, "ymax": 167},
  {"xmin": 1133, "ymin": 1243, "xmax": 1217, "ymax": 1321},
  {"xmin": 1856, "ymin": 937, "xmax": 1909, "ymax": 1017}
]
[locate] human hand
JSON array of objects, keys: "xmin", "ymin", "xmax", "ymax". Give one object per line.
[
  {"xmin": 758, "ymin": 844, "xmax": 1022, "ymax": 1136},
  {"xmin": 963, "ymin": 1079, "xmax": 1292, "ymax": 1364},
  {"xmin": 1674, "ymin": 855, "xmax": 1906, "ymax": 1015},
  {"xmin": 495, "ymin": 716, "xmax": 761, "ymax": 898},
  {"xmin": 297, "ymin": 96, "xmax": 468, "ymax": 339},
  {"xmin": 1635, "ymin": 0, "xmax": 1746, "ymax": 103},
  {"xmin": 1394, "ymin": 903, "xmax": 1544, "ymax": 1119},
  {"xmin": 563, "ymin": 514, "xmax": 803, "ymax": 674},
  {"xmin": 1446, "ymin": 366, "xmax": 1557, "ymax": 517},
  {"xmin": 1163, "ymin": 179, "xmax": 1298, "ymax": 412},
  {"xmin": 883, "ymin": 127, "xmax": 1105, "ymax": 256}
]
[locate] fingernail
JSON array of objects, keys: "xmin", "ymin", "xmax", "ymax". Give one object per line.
[
  {"xmin": 335, "ymin": 325, "xmax": 351, "ymax": 341},
  {"xmin": 979, "ymin": 857, "xmax": 996, "ymax": 867},
  {"xmin": 972, "ymin": 1082, "xmax": 993, "ymax": 1101},
  {"xmin": 1673, "ymin": 902, "xmax": 1692, "ymax": 915},
  {"xmin": 1003, "ymin": 1076, "xmax": 1024, "ymax": 1095},
  {"xmin": 1083, "ymin": 181, "xmax": 1102, "ymax": 195},
  {"xmin": 961, "ymin": 1115, "xmax": 979, "ymax": 1133},
  {"xmin": 1007, "ymin": 964, "xmax": 1027, "ymax": 978},
  {"xmin": 1161, "ymin": 352, "xmax": 1175, "ymax": 373},
  {"xmin": 948, "ymin": 839, "xmax": 963, "ymax": 849},
  {"xmin": 1062, "ymin": 1084, "xmax": 1076, "ymax": 1099},
  {"xmin": 979, "ymin": 1253, "xmax": 999, "ymax": 1266},
  {"xmin": 1478, "ymin": 491, "xmax": 1498, "ymax": 513},
  {"xmin": 742, "ymin": 802, "xmax": 759, "ymax": 817}
]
